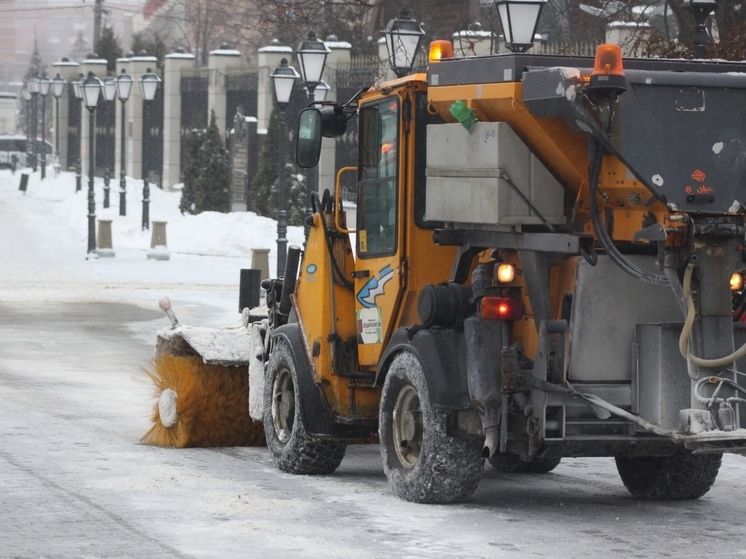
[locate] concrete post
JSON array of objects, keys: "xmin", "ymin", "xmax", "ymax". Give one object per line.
[
  {"xmin": 163, "ymin": 51, "xmax": 195, "ymax": 190},
  {"xmin": 316, "ymin": 38, "xmax": 356, "ymax": 225},
  {"xmin": 125, "ymin": 55, "xmax": 159, "ymax": 180},
  {"xmin": 51, "ymin": 59, "xmax": 80, "ymax": 171},
  {"xmin": 251, "ymin": 248, "xmax": 270, "ymax": 280},
  {"xmin": 97, "ymin": 219, "xmax": 115, "ymax": 257},
  {"xmin": 452, "ymin": 28, "xmax": 496, "ymax": 57},
  {"xmin": 147, "ymin": 220, "xmax": 170, "ymax": 260},
  {"xmin": 257, "ymin": 41, "xmax": 293, "ymax": 132},
  {"xmin": 80, "ymin": 59, "xmax": 108, "ymax": 179},
  {"xmin": 208, "ymin": 45, "xmax": 241, "ymax": 137},
  {"xmin": 378, "ymin": 38, "xmax": 395, "ymax": 82},
  {"xmin": 318, "ymin": 38, "xmax": 351, "ymax": 203},
  {"xmin": 606, "ymin": 22, "xmax": 651, "ymax": 57}
]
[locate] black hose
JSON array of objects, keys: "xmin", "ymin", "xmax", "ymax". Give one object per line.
[
  {"xmin": 588, "ymin": 139, "xmax": 669, "ymax": 286},
  {"xmin": 312, "ymin": 192, "xmax": 354, "ymax": 292}
]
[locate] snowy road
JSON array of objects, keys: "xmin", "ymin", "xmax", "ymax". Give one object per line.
[
  {"xmin": 2, "ymin": 300, "xmax": 746, "ymax": 558},
  {"xmin": 2, "ymin": 171, "xmax": 746, "ymax": 558}
]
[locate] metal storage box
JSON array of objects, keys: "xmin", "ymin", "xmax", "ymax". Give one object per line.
[{"xmin": 425, "ymin": 122, "xmax": 565, "ymax": 227}]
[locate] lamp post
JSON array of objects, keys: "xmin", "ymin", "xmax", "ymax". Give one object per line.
[
  {"xmin": 51, "ymin": 74, "xmax": 66, "ymax": 170},
  {"xmin": 271, "ymin": 58, "xmax": 300, "ymax": 276},
  {"xmin": 115, "ymin": 69, "xmax": 133, "ymax": 217},
  {"xmin": 383, "ymin": 9, "xmax": 426, "ymax": 78},
  {"xmin": 688, "ymin": 0, "xmax": 717, "ymax": 59},
  {"xmin": 27, "ymin": 75, "xmax": 40, "ymax": 172},
  {"xmin": 296, "ymin": 31, "xmax": 330, "ymax": 239},
  {"xmin": 38, "ymin": 74, "xmax": 51, "ymax": 180},
  {"xmin": 301, "ymin": 81, "xmax": 330, "ymax": 237},
  {"xmin": 21, "ymin": 84, "xmax": 31, "ymax": 170},
  {"xmin": 82, "ymin": 72, "xmax": 103, "ymax": 259},
  {"xmin": 491, "ymin": 0, "xmax": 547, "ymax": 53},
  {"xmin": 139, "ymin": 68, "xmax": 161, "ymax": 231},
  {"xmin": 101, "ymin": 76, "xmax": 117, "ymax": 209},
  {"xmin": 73, "ymin": 73, "xmax": 85, "ymax": 192}
]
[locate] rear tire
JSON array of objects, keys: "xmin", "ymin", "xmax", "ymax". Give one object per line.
[
  {"xmin": 489, "ymin": 453, "xmax": 561, "ymax": 474},
  {"xmin": 263, "ymin": 340, "xmax": 346, "ymax": 475},
  {"xmin": 615, "ymin": 452, "xmax": 722, "ymax": 500},
  {"xmin": 379, "ymin": 351, "xmax": 484, "ymax": 503}
]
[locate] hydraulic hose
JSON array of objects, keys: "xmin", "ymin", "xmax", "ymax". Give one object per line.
[
  {"xmin": 679, "ymin": 263, "xmax": 746, "ymax": 369},
  {"xmin": 588, "ymin": 140, "xmax": 668, "ymax": 286}
]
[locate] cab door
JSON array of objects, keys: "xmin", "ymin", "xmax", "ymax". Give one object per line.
[{"xmin": 354, "ymin": 96, "xmax": 405, "ymax": 367}]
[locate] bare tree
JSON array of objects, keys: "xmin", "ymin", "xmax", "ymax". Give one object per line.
[{"xmin": 139, "ymin": 0, "xmax": 262, "ymax": 65}]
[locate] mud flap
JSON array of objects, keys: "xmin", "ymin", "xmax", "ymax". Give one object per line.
[{"xmin": 376, "ymin": 327, "xmax": 470, "ymax": 411}]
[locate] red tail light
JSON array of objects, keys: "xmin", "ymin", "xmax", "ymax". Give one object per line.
[{"xmin": 480, "ymin": 297, "xmax": 525, "ymax": 321}]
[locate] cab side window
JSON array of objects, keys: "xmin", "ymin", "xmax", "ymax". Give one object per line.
[{"xmin": 358, "ymin": 99, "xmax": 399, "ymax": 257}]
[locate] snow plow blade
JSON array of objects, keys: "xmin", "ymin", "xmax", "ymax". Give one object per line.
[{"xmin": 142, "ymin": 312, "xmax": 266, "ymax": 448}]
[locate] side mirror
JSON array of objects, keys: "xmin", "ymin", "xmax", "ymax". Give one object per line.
[
  {"xmin": 296, "ymin": 108, "xmax": 322, "ymax": 168},
  {"xmin": 296, "ymin": 104, "xmax": 348, "ymax": 168}
]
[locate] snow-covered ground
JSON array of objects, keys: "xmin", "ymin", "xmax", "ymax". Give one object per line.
[
  {"xmin": 3, "ymin": 167, "xmax": 746, "ymax": 558},
  {"xmin": 0, "ymin": 168, "xmax": 305, "ymax": 322}
]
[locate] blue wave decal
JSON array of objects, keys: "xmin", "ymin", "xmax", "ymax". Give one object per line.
[{"xmin": 356, "ymin": 265, "xmax": 394, "ymax": 308}]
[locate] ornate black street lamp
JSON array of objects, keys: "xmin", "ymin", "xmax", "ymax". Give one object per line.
[
  {"xmin": 271, "ymin": 57, "xmax": 300, "ymax": 276},
  {"xmin": 27, "ymin": 75, "xmax": 40, "ymax": 172},
  {"xmin": 38, "ymin": 74, "xmax": 51, "ymax": 180},
  {"xmin": 21, "ymin": 84, "xmax": 31, "ymax": 170},
  {"xmin": 51, "ymin": 74, "xmax": 66, "ymax": 171},
  {"xmin": 81, "ymin": 71, "xmax": 103, "ymax": 259},
  {"xmin": 72, "ymin": 73, "xmax": 85, "ymax": 192},
  {"xmin": 296, "ymin": 32, "xmax": 330, "ymax": 239},
  {"xmin": 489, "ymin": 0, "xmax": 547, "ymax": 53},
  {"xmin": 297, "ymin": 31, "xmax": 330, "ymax": 93},
  {"xmin": 139, "ymin": 68, "xmax": 161, "ymax": 231},
  {"xmin": 383, "ymin": 9, "xmax": 425, "ymax": 78},
  {"xmin": 689, "ymin": 0, "xmax": 717, "ymax": 59},
  {"xmin": 101, "ymin": 76, "xmax": 117, "ymax": 208},
  {"xmin": 115, "ymin": 69, "xmax": 134, "ymax": 217}
]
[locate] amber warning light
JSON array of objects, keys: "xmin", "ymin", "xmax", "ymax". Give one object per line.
[
  {"xmin": 590, "ymin": 44, "xmax": 626, "ymax": 92},
  {"xmin": 429, "ymin": 40, "xmax": 454, "ymax": 64}
]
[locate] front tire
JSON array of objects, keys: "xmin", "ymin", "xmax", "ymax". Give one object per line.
[
  {"xmin": 263, "ymin": 340, "xmax": 346, "ymax": 475},
  {"xmin": 615, "ymin": 451, "xmax": 722, "ymax": 500},
  {"xmin": 379, "ymin": 351, "xmax": 484, "ymax": 503}
]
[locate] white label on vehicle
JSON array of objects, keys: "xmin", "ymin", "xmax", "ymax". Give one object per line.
[{"xmin": 357, "ymin": 307, "xmax": 383, "ymax": 344}]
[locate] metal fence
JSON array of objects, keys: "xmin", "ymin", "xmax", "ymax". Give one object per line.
[
  {"xmin": 142, "ymin": 86, "xmax": 164, "ymax": 184},
  {"xmin": 225, "ymin": 70, "xmax": 258, "ymax": 128},
  {"xmin": 180, "ymin": 74, "xmax": 209, "ymax": 182},
  {"xmin": 95, "ymin": 99, "xmax": 116, "ymax": 175}
]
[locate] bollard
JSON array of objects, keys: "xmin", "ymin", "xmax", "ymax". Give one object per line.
[
  {"xmin": 238, "ymin": 269, "xmax": 262, "ymax": 311},
  {"xmin": 18, "ymin": 173, "xmax": 28, "ymax": 193},
  {"xmin": 147, "ymin": 220, "xmax": 170, "ymax": 260},
  {"xmin": 251, "ymin": 248, "xmax": 270, "ymax": 280},
  {"xmin": 96, "ymin": 219, "xmax": 115, "ymax": 258}
]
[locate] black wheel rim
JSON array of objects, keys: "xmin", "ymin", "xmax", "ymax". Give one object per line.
[
  {"xmin": 392, "ymin": 384, "xmax": 422, "ymax": 468},
  {"xmin": 272, "ymin": 367, "xmax": 294, "ymax": 444}
]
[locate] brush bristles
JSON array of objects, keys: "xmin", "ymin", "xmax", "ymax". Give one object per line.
[{"xmin": 141, "ymin": 354, "xmax": 266, "ymax": 448}]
